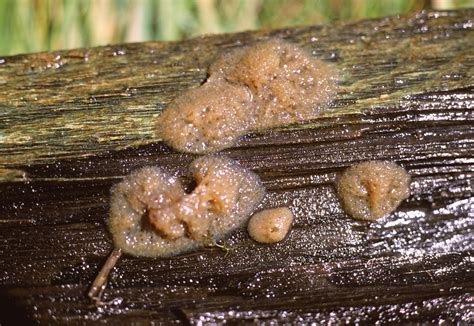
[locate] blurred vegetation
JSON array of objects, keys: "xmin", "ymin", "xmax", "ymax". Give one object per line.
[{"xmin": 0, "ymin": 0, "xmax": 472, "ymax": 55}]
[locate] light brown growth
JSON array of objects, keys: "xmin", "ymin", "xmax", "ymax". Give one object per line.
[
  {"xmin": 336, "ymin": 161, "xmax": 411, "ymax": 221},
  {"xmin": 157, "ymin": 79, "xmax": 254, "ymax": 153},
  {"xmin": 219, "ymin": 40, "xmax": 337, "ymax": 128},
  {"xmin": 248, "ymin": 207, "xmax": 294, "ymax": 244},
  {"xmin": 157, "ymin": 38, "xmax": 337, "ymax": 153},
  {"xmin": 108, "ymin": 156, "xmax": 265, "ymax": 257}
]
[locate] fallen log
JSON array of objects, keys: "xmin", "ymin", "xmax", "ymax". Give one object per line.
[{"xmin": 0, "ymin": 9, "xmax": 472, "ymax": 324}]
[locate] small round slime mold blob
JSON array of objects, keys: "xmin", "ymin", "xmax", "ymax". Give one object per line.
[
  {"xmin": 108, "ymin": 156, "xmax": 265, "ymax": 257},
  {"xmin": 157, "ymin": 38, "xmax": 337, "ymax": 153},
  {"xmin": 336, "ymin": 161, "xmax": 411, "ymax": 221},
  {"xmin": 248, "ymin": 207, "xmax": 294, "ymax": 244}
]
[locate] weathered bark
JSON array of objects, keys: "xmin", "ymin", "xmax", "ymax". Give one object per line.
[{"xmin": 0, "ymin": 10, "xmax": 472, "ymax": 324}]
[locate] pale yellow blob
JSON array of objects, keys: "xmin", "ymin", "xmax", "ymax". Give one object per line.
[
  {"xmin": 248, "ymin": 207, "xmax": 294, "ymax": 244},
  {"xmin": 336, "ymin": 161, "xmax": 411, "ymax": 221},
  {"xmin": 157, "ymin": 38, "xmax": 337, "ymax": 154},
  {"xmin": 108, "ymin": 156, "xmax": 265, "ymax": 257}
]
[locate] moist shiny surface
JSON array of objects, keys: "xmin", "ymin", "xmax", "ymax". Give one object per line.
[
  {"xmin": 2, "ymin": 10, "xmax": 472, "ymax": 324},
  {"xmin": 108, "ymin": 156, "xmax": 265, "ymax": 257},
  {"xmin": 336, "ymin": 161, "xmax": 411, "ymax": 221},
  {"xmin": 248, "ymin": 207, "xmax": 294, "ymax": 244},
  {"xmin": 157, "ymin": 38, "xmax": 337, "ymax": 153}
]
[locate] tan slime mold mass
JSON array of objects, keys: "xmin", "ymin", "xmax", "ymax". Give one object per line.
[
  {"xmin": 157, "ymin": 80, "xmax": 254, "ymax": 153},
  {"xmin": 181, "ymin": 156, "xmax": 266, "ymax": 238},
  {"xmin": 108, "ymin": 156, "xmax": 265, "ymax": 257},
  {"xmin": 248, "ymin": 207, "xmax": 294, "ymax": 244},
  {"xmin": 336, "ymin": 161, "xmax": 411, "ymax": 221},
  {"xmin": 157, "ymin": 38, "xmax": 337, "ymax": 153},
  {"xmin": 217, "ymin": 39, "xmax": 337, "ymax": 128}
]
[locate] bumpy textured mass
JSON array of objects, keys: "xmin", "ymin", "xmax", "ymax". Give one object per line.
[
  {"xmin": 108, "ymin": 156, "xmax": 265, "ymax": 257},
  {"xmin": 213, "ymin": 40, "xmax": 337, "ymax": 128},
  {"xmin": 336, "ymin": 161, "xmax": 411, "ymax": 221},
  {"xmin": 157, "ymin": 78, "xmax": 254, "ymax": 153},
  {"xmin": 157, "ymin": 38, "xmax": 337, "ymax": 153},
  {"xmin": 248, "ymin": 207, "xmax": 294, "ymax": 244}
]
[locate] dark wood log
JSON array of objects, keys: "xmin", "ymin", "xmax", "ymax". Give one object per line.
[{"xmin": 0, "ymin": 10, "xmax": 473, "ymax": 324}]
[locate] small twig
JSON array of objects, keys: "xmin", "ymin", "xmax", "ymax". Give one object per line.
[{"xmin": 88, "ymin": 247, "xmax": 122, "ymax": 305}]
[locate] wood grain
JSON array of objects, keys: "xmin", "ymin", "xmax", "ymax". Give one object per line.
[{"xmin": 0, "ymin": 10, "xmax": 473, "ymax": 324}]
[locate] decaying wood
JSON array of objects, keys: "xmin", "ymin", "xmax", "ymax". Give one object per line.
[{"xmin": 0, "ymin": 10, "xmax": 473, "ymax": 324}]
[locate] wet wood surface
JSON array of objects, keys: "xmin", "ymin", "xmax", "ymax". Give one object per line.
[{"xmin": 0, "ymin": 10, "xmax": 473, "ymax": 324}]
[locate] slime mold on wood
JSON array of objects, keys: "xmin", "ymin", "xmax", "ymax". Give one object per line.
[
  {"xmin": 336, "ymin": 160, "xmax": 411, "ymax": 221},
  {"xmin": 90, "ymin": 156, "xmax": 265, "ymax": 304},
  {"xmin": 108, "ymin": 156, "xmax": 265, "ymax": 257},
  {"xmin": 157, "ymin": 38, "xmax": 337, "ymax": 153},
  {"xmin": 248, "ymin": 207, "xmax": 294, "ymax": 244}
]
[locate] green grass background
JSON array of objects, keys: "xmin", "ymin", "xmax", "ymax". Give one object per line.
[{"xmin": 0, "ymin": 0, "xmax": 472, "ymax": 55}]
